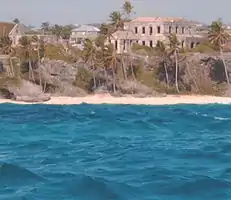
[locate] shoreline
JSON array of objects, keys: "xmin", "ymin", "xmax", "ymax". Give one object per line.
[{"xmin": 1, "ymin": 95, "xmax": 231, "ymax": 105}]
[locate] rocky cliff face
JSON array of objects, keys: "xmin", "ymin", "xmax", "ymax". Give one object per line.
[
  {"xmin": 34, "ymin": 60, "xmax": 87, "ymax": 97},
  {"xmin": 153, "ymin": 52, "xmax": 231, "ymax": 95},
  {"xmin": 1, "ymin": 52, "xmax": 231, "ymax": 102}
]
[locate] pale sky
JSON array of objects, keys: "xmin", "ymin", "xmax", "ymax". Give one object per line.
[{"xmin": 0, "ymin": 0, "xmax": 230, "ymax": 27}]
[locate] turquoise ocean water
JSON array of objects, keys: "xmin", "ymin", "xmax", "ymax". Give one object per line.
[{"xmin": 0, "ymin": 103, "xmax": 231, "ymax": 199}]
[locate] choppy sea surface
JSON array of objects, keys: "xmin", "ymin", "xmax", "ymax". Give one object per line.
[{"xmin": 0, "ymin": 103, "xmax": 231, "ymax": 200}]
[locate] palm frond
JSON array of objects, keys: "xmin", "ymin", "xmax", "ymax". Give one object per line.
[{"xmin": 208, "ymin": 19, "xmax": 230, "ymax": 46}]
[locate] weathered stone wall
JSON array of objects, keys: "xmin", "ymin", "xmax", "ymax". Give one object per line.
[
  {"xmin": 124, "ymin": 20, "xmax": 197, "ymax": 36},
  {"xmin": 113, "ymin": 19, "xmax": 205, "ymax": 53}
]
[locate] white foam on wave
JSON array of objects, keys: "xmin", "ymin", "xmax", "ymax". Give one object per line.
[
  {"xmin": 214, "ymin": 116, "xmax": 229, "ymax": 121},
  {"xmin": 193, "ymin": 112, "xmax": 229, "ymax": 121}
]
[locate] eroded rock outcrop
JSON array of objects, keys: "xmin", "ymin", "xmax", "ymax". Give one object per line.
[
  {"xmin": 8, "ymin": 80, "xmax": 51, "ymax": 102},
  {"xmin": 35, "ymin": 60, "xmax": 87, "ymax": 97},
  {"xmin": 3, "ymin": 52, "xmax": 231, "ymax": 102},
  {"xmin": 117, "ymin": 80, "xmax": 165, "ymax": 97}
]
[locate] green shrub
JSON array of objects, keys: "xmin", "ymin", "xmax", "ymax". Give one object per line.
[
  {"xmin": 45, "ymin": 44, "xmax": 74, "ymax": 63},
  {"xmin": 131, "ymin": 43, "xmax": 154, "ymax": 55},
  {"xmin": 188, "ymin": 41, "xmax": 218, "ymax": 53},
  {"xmin": 73, "ymin": 67, "xmax": 93, "ymax": 91}
]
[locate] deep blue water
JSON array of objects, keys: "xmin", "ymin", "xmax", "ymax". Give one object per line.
[{"xmin": 0, "ymin": 103, "xmax": 231, "ymax": 200}]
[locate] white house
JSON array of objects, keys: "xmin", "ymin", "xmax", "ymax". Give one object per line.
[{"xmin": 69, "ymin": 24, "xmax": 100, "ymax": 47}]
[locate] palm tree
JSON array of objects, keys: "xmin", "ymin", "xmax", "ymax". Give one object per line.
[
  {"xmin": 60, "ymin": 25, "xmax": 73, "ymax": 40},
  {"xmin": 109, "ymin": 11, "xmax": 124, "ymax": 30},
  {"xmin": 122, "ymin": 1, "xmax": 134, "ymax": 21},
  {"xmin": 95, "ymin": 34, "xmax": 107, "ymax": 47},
  {"xmin": 13, "ymin": 18, "xmax": 20, "ymax": 24},
  {"xmin": 208, "ymin": 19, "xmax": 230, "ymax": 83},
  {"xmin": 31, "ymin": 35, "xmax": 40, "ymax": 62},
  {"xmin": 82, "ymin": 38, "xmax": 98, "ymax": 88},
  {"xmin": 19, "ymin": 36, "xmax": 35, "ymax": 82},
  {"xmin": 41, "ymin": 22, "xmax": 50, "ymax": 33},
  {"xmin": 121, "ymin": 0, "xmax": 134, "ymax": 44},
  {"xmin": 121, "ymin": 0, "xmax": 135, "ymax": 77},
  {"xmin": 103, "ymin": 44, "xmax": 120, "ymax": 92},
  {"xmin": 99, "ymin": 23, "xmax": 115, "ymax": 44},
  {"xmin": 168, "ymin": 33, "xmax": 180, "ymax": 92},
  {"xmin": 95, "ymin": 47, "xmax": 109, "ymax": 86},
  {"xmin": 31, "ymin": 35, "xmax": 44, "ymax": 87},
  {"xmin": 51, "ymin": 24, "xmax": 62, "ymax": 41},
  {"xmin": 155, "ymin": 40, "xmax": 170, "ymax": 87}
]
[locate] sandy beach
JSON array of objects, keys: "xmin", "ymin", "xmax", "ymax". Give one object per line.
[{"xmin": 0, "ymin": 94, "xmax": 231, "ymax": 105}]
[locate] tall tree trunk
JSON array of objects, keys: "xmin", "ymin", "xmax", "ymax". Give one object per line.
[
  {"xmin": 93, "ymin": 68, "xmax": 96, "ymax": 89},
  {"xmin": 28, "ymin": 56, "xmax": 34, "ymax": 82},
  {"xmin": 39, "ymin": 67, "xmax": 42, "ymax": 88},
  {"xmin": 123, "ymin": 20, "xmax": 130, "ymax": 78},
  {"xmin": 130, "ymin": 59, "xmax": 136, "ymax": 80},
  {"xmin": 108, "ymin": 36, "xmax": 111, "ymax": 44},
  {"xmin": 220, "ymin": 46, "xmax": 230, "ymax": 84},
  {"xmin": 163, "ymin": 61, "xmax": 169, "ymax": 88},
  {"xmin": 174, "ymin": 50, "xmax": 179, "ymax": 93},
  {"xmin": 112, "ymin": 65, "xmax": 116, "ymax": 93},
  {"xmin": 9, "ymin": 57, "xmax": 14, "ymax": 77},
  {"xmin": 121, "ymin": 55, "xmax": 127, "ymax": 80},
  {"xmin": 43, "ymin": 79, "xmax": 47, "ymax": 93},
  {"xmin": 103, "ymin": 67, "xmax": 108, "ymax": 87},
  {"xmin": 186, "ymin": 61, "xmax": 199, "ymax": 92},
  {"xmin": 91, "ymin": 61, "xmax": 97, "ymax": 89},
  {"xmin": 93, "ymin": 72, "xmax": 96, "ymax": 89},
  {"xmin": 37, "ymin": 43, "xmax": 43, "ymax": 87},
  {"xmin": 37, "ymin": 42, "xmax": 41, "ymax": 64}
]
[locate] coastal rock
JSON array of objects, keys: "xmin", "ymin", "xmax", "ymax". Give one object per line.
[
  {"xmin": 25, "ymin": 52, "xmax": 231, "ymax": 97},
  {"xmin": 117, "ymin": 80, "xmax": 165, "ymax": 97},
  {"xmin": 223, "ymin": 84, "xmax": 231, "ymax": 97},
  {"xmin": 0, "ymin": 88, "xmax": 15, "ymax": 99},
  {"xmin": 118, "ymin": 80, "xmax": 153, "ymax": 95},
  {"xmin": 7, "ymin": 80, "xmax": 51, "ymax": 102},
  {"xmin": 175, "ymin": 53, "xmax": 231, "ymax": 95},
  {"xmin": 14, "ymin": 94, "xmax": 50, "ymax": 102},
  {"xmin": 35, "ymin": 60, "xmax": 87, "ymax": 97},
  {"xmin": 52, "ymin": 84, "xmax": 87, "ymax": 97},
  {"xmin": 94, "ymin": 85, "xmax": 110, "ymax": 94}
]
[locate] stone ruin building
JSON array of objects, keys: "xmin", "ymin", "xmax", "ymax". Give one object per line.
[{"xmin": 111, "ymin": 17, "xmax": 205, "ymax": 53}]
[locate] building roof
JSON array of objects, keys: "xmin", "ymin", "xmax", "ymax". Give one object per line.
[
  {"xmin": 72, "ymin": 24, "xmax": 100, "ymax": 32},
  {"xmin": 17, "ymin": 24, "xmax": 31, "ymax": 34},
  {"xmin": 0, "ymin": 22, "xmax": 15, "ymax": 37},
  {"xmin": 0, "ymin": 22, "xmax": 32, "ymax": 37},
  {"xmin": 112, "ymin": 30, "xmax": 137, "ymax": 39},
  {"xmin": 131, "ymin": 17, "xmax": 186, "ymax": 23},
  {"xmin": 87, "ymin": 23, "xmax": 101, "ymax": 28}
]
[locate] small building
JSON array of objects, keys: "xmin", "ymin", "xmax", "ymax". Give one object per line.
[
  {"xmin": 69, "ymin": 24, "xmax": 100, "ymax": 47},
  {"xmin": 25, "ymin": 29, "xmax": 59, "ymax": 44},
  {"xmin": 0, "ymin": 22, "xmax": 31, "ymax": 46},
  {"xmin": 111, "ymin": 17, "xmax": 205, "ymax": 53},
  {"xmin": 0, "ymin": 22, "xmax": 15, "ymax": 38},
  {"xmin": 0, "ymin": 22, "xmax": 60, "ymax": 46}
]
